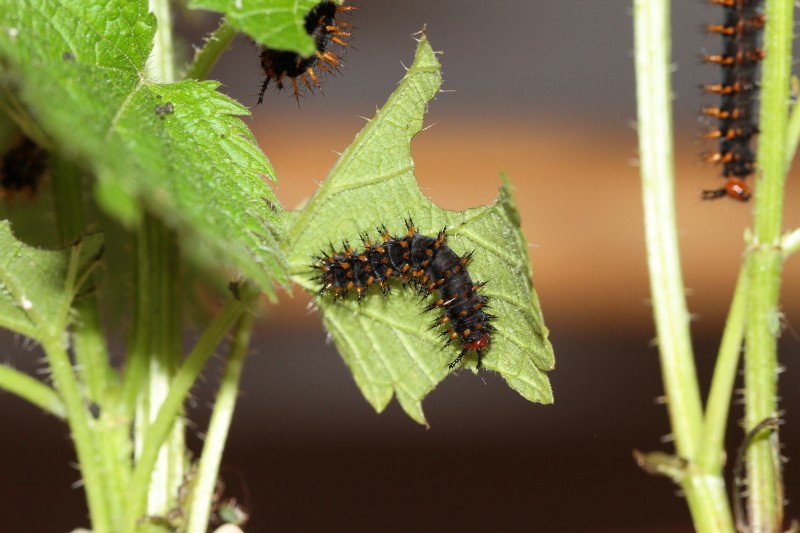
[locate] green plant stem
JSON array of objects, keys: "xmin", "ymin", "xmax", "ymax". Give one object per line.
[
  {"xmin": 698, "ymin": 267, "xmax": 748, "ymax": 473},
  {"xmin": 633, "ymin": 1, "xmax": 733, "ymax": 531},
  {"xmin": 186, "ymin": 308, "xmax": 255, "ymax": 533},
  {"xmin": 743, "ymin": 249, "xmax": 784, "ymax": 533},
  {"xmin": 633, "ymin": 0, "xmax": 701, "ymax": 466},
  {"xmin": 94, "ymin": 405, "xmax": 131, "ymax": 532},
  {"xmin": 743, "ymin": 0, "xmax": 793, "ymax": 529},
  {"xmin": 127, "ymin": 213, "xmax": 183, "ymax": 519},
  {"xmin": 184, "ymin": 19, "xmax": 238, "ymax": 81},
  {"xmin": 149, "ymin": 0, "xmax": 176, "ymax": 83},
  {"xmin": 49, "ymin": 153, "xmax": 114, "ymax": 404},
  {"xmin": 47, "ymin": 154, "xmax": 127, "ymax": 528},
  {"xmin": 43, "ymin": 338, "xmax": 112, "ymax": 532},
  {"xmin": 125, "ymin": 283, "xmax": 259, "ymax": 530},
  {"xmin": 42, "ymin": 245, "xmax": 111, "ymax": 533},
  {"xmin": 0, "ymin": 364, "xmax": 66, "ymax": 419},
  {"xmin": 122, "ymin": 0, "xmax": 187, "ymax": 521}
]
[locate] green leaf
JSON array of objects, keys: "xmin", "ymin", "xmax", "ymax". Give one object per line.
[
  {"xmin": 286, "ymin": 34, "xmax": 554, "ymax": 425},
  {"xmin": 0, "ymin": 220, "xmax": 102, "ymax": 341},
  {"xmin": 188, "ymin": 0, "xmax": 328, "ymax": 55},
  {"xmin": 0, "ymin": 0, "xmax": 288, "ymax": 291}
]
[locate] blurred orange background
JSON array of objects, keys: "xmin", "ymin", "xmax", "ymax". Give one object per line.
[{"xmin": 2, "ymin": 1, "xmax": 800, "ymax": 531}]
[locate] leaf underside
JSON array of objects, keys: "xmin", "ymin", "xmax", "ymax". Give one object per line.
[
  {"xmin": 0, "ymin": 221, "xmax": 102, "ymax": 340},
  {"xmin": 0, "ymin": 0, "xmax": 288, "ymax": 292},
  {"xmin": 287, "ymin": 34, "xmax": 554, "ymax": 425},
  {"xmin": 189, "ymin": 0, "xmax": 329, "ymax": 55}
]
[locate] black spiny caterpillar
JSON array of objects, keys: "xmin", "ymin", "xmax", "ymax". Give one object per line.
[{"xmin": 312, "ymin": 221, "xmax": 495, "ymax": 369}]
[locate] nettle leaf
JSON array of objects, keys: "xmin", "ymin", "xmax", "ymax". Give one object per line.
[
  {"xmin": 287, "ymin": 35, "xmax": 554, "ymax": 425},
  {"xmin": 189, "ymin": 0, "xmax": 330, "ymax": 54},
  {"xmin": 0, "ymin": 221, "xmax": 102, "ymax": 341},
  {"xmin": 0, "ymin": 0, "xmax": 287, "ymax": 291}
]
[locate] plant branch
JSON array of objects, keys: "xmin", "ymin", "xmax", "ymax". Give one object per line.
[
  {"xmin": 632, "ymin": 0, "xmax": 733, "ymax": 530},
  {"xmin": 42, "ymin": 245, "xmax": 111, "ymax": 532},
  {"xmin": 698, "ymin": 266, "xmax": 748, "ymax": 473},
  {"xmin": 633, "ymin": 0, "xmax": 703, "ymax": 459},
  {"xmin": 0, "ymin": 364, "xmax": 66, "ymax": 419},
  {"xmin": 125, "ymin": 283, "xmax": 259, "ymax": 529},
  {"xmin": 742, "ymin": 0, "xmax": 793, "ymax": 529},
  {"xmin": 49, "ymin": 153, "xmax": 114, "ymax": 405},
  {"xmin": 184, "ymin": 18, "xmax": 238, "ymax": 82},
  {"xmin": 149, "ymin": 0, "xmax": 176, "ymax": 83},
  {"xmin": 186, "ymin": 306, "xmax": 255, "ymax": 532},
  {"xmin": 121, "ymin": 0, "xmax": 187, "ymax": 521},
  {"xmin": 126, "ymin": 213, "xmax": 184, "ymax": 518}
]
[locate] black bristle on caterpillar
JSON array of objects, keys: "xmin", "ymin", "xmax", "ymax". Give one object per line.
[
  {"xmin": 701, "ymin": 0, "xmax": 765, "ymax": 201},
  {"xmin": 311, "ymin": 220, "xmax": 495, "ymax": 369},
  {"xmin": 257, "ymin": 1, "xmax": 354, "ymax": 104},
  {"xmin": 1, "ymin": 136, "xmax": 47, "ymax": 201}
]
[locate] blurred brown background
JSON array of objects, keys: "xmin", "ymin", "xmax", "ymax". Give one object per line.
[{"xmin": 2, "ymin": 1, "xmax": 800, "ymax": 531}]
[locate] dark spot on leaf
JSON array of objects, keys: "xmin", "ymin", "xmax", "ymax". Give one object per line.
[{"xmin": 154, "ymin": 102, "xmax": 174, "ymax": 117}]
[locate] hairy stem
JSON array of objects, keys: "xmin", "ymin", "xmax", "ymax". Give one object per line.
[
  {"xmin": 743, "ymin": 0, "xmax": 792, "ymax": 529},
  {"xmin": 184, "ymin": 18, "xmax": 238, "ymax": 81},
  {"xmin": 698, "ymin": 267, "xmax": 748, "ymax": 473},
  {"xmin": 49, "ymin": 153, "xmax": 113, "ymax": 405},
  {"xmin": 128, "ymin": 213, "xmax": 184, "ymax": 518},
  {"xmin": 121, "ymin": 0, "xmax": 187, "ymax": 521},
  {"xmin": 186, "ymin": 306, "xmax": 255, "ymax": 532},
  {"xmin": 149, "ymin": 0, "xmax": 176, "ymax": 83},
  {"xmin": 42, "ymin": 244, "xmax": 111, "ymax": 532},
  {"xmin": 633, "ymin": 0, "xmax": 702, "ymax": 461},
  {"xmin": 126, "ymin": 283, "xmax": 259, "ymax": 530},
  {"xmin": 0, "ymin": 364, "xmax": 65, "ymax": 419},
  {"xmin": 632, "ymin": 0, "xmax": 733, "ymax": 530}
]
